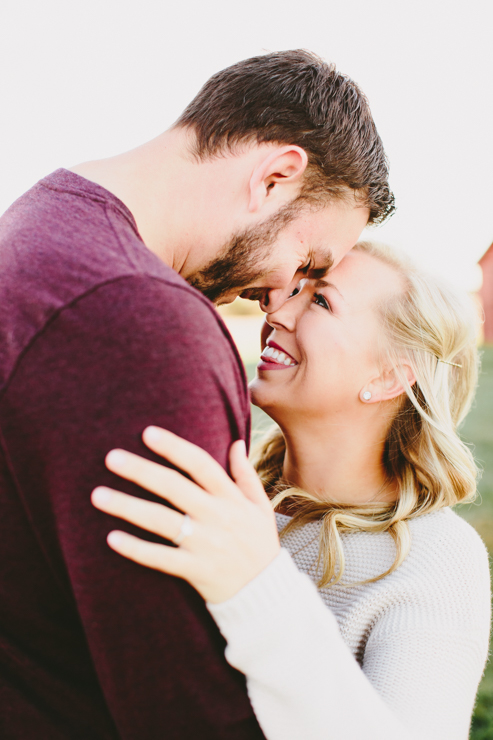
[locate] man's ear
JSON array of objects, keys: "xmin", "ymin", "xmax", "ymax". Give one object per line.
[
  {"xmin": 248, "ymin": 145, "xmax": 308, "ymax": 213},
  {"xmin": 360, "ymin": 363, "xmax": 417, "ymax": 404}
]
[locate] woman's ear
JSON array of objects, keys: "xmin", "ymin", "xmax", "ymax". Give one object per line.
[
  {"xmin": 360, "ymin": 363, "xmax": 416, "ymax": 404},
  {"xmin": 248, "ymin": 145, "xmax": 308, "ymax": 213}
]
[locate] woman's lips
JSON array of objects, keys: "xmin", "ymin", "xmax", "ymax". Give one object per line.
[{"xmin": 258, "ymin": 340, "xmax": 298, "ymax": 370}]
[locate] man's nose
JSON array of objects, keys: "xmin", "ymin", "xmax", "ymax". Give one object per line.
[{"xmin": 259, "ymin": 278, "xmax": 300, "ymax": 314}]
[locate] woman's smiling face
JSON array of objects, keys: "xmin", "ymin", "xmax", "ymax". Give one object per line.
[{"xmin": 249, "ymin": 249, "xmax": 404, "ymax": 425}]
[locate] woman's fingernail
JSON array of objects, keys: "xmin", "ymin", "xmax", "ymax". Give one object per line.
[
  {"xmin": 107, "ymin": 531, "xmax": 123, "ymax": 547},
  {"xmin": 106, "ymin": 449, "xmax": 128, "ymax": 469},
  {"xmin": 143, "ymin": 426, "xmax": 163, "ymax": 443},
  {"xmin": 92, "ymin": 487, "xmax": 112, "ymax": 505},
  {"xmin": 237, "ymin": 439, "xmax": 247, "ymax": 456}
]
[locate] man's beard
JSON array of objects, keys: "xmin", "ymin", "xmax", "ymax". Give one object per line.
[{"xmin": 188, "ymin": 199, "xmax": 304, "ymax": 305}]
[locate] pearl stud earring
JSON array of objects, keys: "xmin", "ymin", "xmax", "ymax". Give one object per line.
[{"xmin": 362, "ymin": 391, "xmax": 372, "ymax": 401}]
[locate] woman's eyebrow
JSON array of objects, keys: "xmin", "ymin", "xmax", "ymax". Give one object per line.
[{"xmin": 314, "ymin": 279, "xmax": 345, "ymax": 301}]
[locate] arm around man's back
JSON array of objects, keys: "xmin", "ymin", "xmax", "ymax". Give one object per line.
[{"xmin": 2, "ymin": 275, "xmax": 261, "ymax": 739}]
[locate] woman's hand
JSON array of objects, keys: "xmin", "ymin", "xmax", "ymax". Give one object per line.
[{"xmin": 91, "ymin": 427, "xmax": 281, "ymax": 604}]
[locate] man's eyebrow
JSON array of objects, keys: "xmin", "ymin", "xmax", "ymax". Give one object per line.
[{"xmin": 314, "ymin": 279, "xmax": 345, "ymax": 300}]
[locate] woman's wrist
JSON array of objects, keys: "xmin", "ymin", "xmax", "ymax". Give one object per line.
[{"xmin": 206, "ymin": 547, "xmax": 326, "ymax": 634}]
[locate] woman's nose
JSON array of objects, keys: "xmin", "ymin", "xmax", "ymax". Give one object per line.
[{"xmin": 263, "ymin": 288, "xmax": 305, "ymax": 332}]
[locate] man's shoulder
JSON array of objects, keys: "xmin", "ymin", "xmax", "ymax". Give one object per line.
[
  {"xmin": 74, "ymin": 272, "xmax": 239, "ymax": 353},
  {"xmin": 0, "ymin": 170, "xmax": 238, "ymax": 390},
  {"xmin": 0, "ymin": 168, "xmax": 157, "ymax": 284}
]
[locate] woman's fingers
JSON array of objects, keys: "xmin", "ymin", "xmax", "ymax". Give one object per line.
[
  {"xmin": 229, "ymin": 440, "xmax": 271, "ymax": 510},
  {"xmin": 92, "ymin": 486, "xmax": 185, "ymax": 542},
  {"xmin": 105, "ymin": 449, "xmax": 211, "ymax": 513},
  {"xmin": 142, "ymin": 426, "xmax": 244, "ymax": 499},
  {"xmin": 106, "ymin": 529, "xmax": 193, "ymax": 578}
]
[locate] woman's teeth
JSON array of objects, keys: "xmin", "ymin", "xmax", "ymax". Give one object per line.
[{"xmin": 262, "ymin": 346, "xmax": 297, "ymax": 366}]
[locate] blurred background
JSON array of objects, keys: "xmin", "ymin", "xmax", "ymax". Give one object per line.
[{"xmin": 1, "ymin": 0, "xmax": 492, "ymax": 735}]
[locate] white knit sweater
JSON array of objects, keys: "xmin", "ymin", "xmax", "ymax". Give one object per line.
[{"xmin": 208, "ymin": 507, "xmax": 491, "ymax": 740}]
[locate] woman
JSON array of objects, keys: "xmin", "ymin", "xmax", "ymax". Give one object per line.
[{"xmin": 92, "ymin": 242, "xmax": 491, "ymax": 740}]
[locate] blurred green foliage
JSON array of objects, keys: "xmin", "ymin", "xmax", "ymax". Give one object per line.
[
  {"xmin": 460, "ymin": 347, "xmax": 493, "ymax": 738},
  {"xmin": 245, "ymin": 348, "xmax": 493, "ymax": 738}
]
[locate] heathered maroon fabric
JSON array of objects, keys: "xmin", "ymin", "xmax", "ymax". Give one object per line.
[{"xmin": 0, "ymin": 170, "xmax": 265, "ymax": 739}]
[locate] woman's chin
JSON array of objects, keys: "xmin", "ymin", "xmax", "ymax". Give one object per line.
[
  {"xmin": 248, "ymin": 382, "xmax": 283, "ymax": 423},
  {"xmin": 249, "ymin": 379, "xmax": 271, "ymax": 410},
  {"xmin": 248, "ymin": 382, "xmax": 263, "ymax": 409}
]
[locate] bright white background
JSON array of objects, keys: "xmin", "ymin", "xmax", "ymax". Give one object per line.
[{"xmin": 1, "ymin": 0, "xmax": 492, "ymax": 289}]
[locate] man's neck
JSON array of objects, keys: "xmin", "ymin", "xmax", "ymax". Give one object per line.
[{"xmin": 69, "ymin": 127, "xmax": 203, "ymax": 272}]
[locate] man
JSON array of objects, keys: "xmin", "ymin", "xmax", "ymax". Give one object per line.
[{"xmin": 0, "ymin": 50, "xmax": 393, "ymax": 739}]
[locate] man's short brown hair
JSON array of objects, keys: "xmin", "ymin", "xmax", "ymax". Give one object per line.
[{"xmin": 176, "ymin": 49, "xmax": 395, "ymax": 224}]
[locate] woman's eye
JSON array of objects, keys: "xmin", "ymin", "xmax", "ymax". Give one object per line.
[
  {"xmin": 313, "ymin": 293, "xmax": 331, "ymax": 311},
  {"xmin": 288, "ymin": 280, "xmax": 305, "ymax": 299}
]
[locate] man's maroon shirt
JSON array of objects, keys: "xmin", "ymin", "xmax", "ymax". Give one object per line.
[{"xmin": 0, "ymin": 170, "xmax": 265, "ymax": 739}]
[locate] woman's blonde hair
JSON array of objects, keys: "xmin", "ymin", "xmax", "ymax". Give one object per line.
[{"xmin": 252, "ymin": 241, "xmax": 480, "ymax": 587}]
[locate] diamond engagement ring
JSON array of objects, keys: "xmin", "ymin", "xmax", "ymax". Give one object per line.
[{"xmin": 172, "ymin": 514, "xmax": 193, "ymax": 546}]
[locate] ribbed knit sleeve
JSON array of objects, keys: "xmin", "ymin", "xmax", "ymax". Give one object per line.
[{"xmin": 207, "ymin": 512, "xmax": 491, "ymax": 740}]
